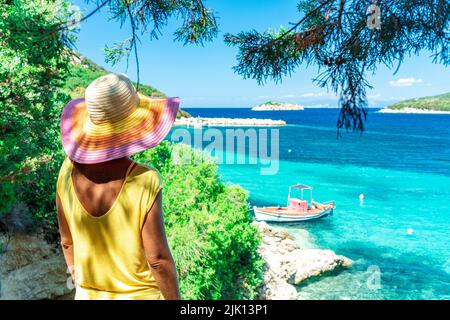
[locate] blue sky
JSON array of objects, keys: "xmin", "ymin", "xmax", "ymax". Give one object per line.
[{"xmin": 72, "ymin": 0, "xmax": 449, "ymax": 108}]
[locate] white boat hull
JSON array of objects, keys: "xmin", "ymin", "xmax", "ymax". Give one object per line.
[{"xmin": 253, "ymin": 206, "xmax": 333, "ymax": 222}]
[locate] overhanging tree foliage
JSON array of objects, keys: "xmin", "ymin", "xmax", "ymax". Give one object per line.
[
  {"xmin": 62, "ymin": 1, "xmax": 449, "ymax": 132},
  {"xmin": 19, "ymin": 1, "xmax": 449, "ymax": 132},
  {"xmin": 70, "ymin": 0, "xmax": 219, "ymax": 86},
  {"xmin": 224, "ymin": 0, "xmax": 450, "ymax": 132}
]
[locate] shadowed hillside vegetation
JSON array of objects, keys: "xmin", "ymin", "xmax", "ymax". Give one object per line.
[{"xmin": 388, "ymin": 92, "xmax": 450, "ymax": 111}]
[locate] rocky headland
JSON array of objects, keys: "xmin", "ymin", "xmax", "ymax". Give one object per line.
[
  {"xmin": 254, "ymin": 221, "xmax": 352, "ymax": 300},
  {"xmin": 381, "ymin": 92, "xmax": 450, "ymax": 113}
]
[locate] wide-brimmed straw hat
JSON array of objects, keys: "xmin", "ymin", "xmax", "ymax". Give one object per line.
[{"xmin": 60, "ymin": 73, "xmax": 179, "ymax": 164}]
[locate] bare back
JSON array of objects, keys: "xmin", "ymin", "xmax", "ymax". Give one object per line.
[{"xmin": 71, "ymin": 157, "xmax": 135, "ymax": 218}]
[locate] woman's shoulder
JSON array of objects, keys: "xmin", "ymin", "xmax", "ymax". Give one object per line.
[
  {"xmin": 57, "ymin": 157, "xmax": 72, "ymax": 184},
  {"xmin": 129, "ymin": 162, "xmax": 162, "ymax": 187},
  {"xmin": 58, "ymin": 156, "xmax": 72, "ymax": 173}
]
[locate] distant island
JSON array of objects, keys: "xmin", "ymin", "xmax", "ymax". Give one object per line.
[
  {"xmin": 378, "ymin": 92, "xmax": 450, "ymax": 114},
  {"xmin": 252, "ymin": 101, "xmax": 304, "ymax": 111}
]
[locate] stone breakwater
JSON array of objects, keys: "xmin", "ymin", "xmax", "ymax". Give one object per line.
[
  {"xmin": 174, "ymin": 117, "xmax": 286, "ymax": 127},
  {"xmin": 254, "ymin": 221, "xmax": 352, "ymax": 300},
  {"xmin": 252, "ymin": 103, "xmax": 304, "ymax": 111}
]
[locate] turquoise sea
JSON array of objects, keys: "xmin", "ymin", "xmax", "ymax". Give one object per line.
[{"xmin": 176, "ymin": 108, "xmax": 450, "ymax": 300}]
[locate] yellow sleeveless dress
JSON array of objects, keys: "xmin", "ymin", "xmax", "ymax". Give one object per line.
[{"xmin": 56, "ymin": 157, "xmax": 163, "ymax": 300}]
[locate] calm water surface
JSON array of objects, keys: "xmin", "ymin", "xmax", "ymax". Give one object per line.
[{"xmin": 177, "ymin": 108, "xmax": 450, "ymax": 300}]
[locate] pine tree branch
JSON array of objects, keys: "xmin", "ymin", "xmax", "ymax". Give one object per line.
[{"xmin": 126, "ymin": 2, "xmax": 141, "ymax": 90}]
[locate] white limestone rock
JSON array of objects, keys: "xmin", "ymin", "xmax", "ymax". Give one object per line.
[{"xmin": 252, "ymin": 221, "xmax": 352, "ymax": 299}]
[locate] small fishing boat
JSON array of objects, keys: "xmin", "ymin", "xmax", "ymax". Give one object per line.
[{"xmin": 253, "ymin": 183, "xmax": 334, "ymax": 222}]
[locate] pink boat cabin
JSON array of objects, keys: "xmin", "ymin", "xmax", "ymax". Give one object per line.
[{"xmin": 288, "ymin": 198, "xmax": 308, "ymax": 213}]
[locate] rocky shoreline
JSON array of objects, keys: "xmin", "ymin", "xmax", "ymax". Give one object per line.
[
  {"xmin": 0, "ymin": 218, "xmax": 351, "ymax": 300},
  {"xmin": 174, "ymin": 117, "xmax": 287, "ymax": 127},
  {"xmin": 254, "ymin": 221, "xmax": 352, "ymax": 300}
]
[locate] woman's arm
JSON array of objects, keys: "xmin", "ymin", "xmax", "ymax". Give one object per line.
[
  {"xmin": 56, "ymin": 193, "xmax": 75, "ymax": 281},
  {"xmin": 141, "ymin": 190, "xmax": 181, "ymax": 300}
]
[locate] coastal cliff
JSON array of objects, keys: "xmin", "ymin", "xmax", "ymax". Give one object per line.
[{"xmin": 252, "ymin": 101, "xmax": 304, "ymax": 111}]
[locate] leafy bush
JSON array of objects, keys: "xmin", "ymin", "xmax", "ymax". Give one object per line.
[
  {"xmin": 177, "ymin": 108, "xmax": 192, "ymax": 119},
  {"xmin": 0, "ymin": 0, "xmax": 74, "ymax": 218},
  {"xmin": 133, "ymin": 142, "xmax": 264, "ymax": 299}
]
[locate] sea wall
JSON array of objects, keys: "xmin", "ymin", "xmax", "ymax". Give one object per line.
[{"xmin": 254, "ymin": 221, "xmax": 352, "ymax": 300}]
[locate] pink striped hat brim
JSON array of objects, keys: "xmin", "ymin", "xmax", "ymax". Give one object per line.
[{"xmin": 60, "ymin": 97, "xmax": 179, "ymax": 163}]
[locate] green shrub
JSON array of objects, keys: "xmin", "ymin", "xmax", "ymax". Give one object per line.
[
  {"xmin": 0, "ymin": 0, "xmax": 74, "ymax": 217},
  {"xmin": 133, "ymin": 141, "xmax": 264, "ymax": 299},
  {"xmin": 177, "ymin": 109, "xmax": 192, "ymax": 118}
]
